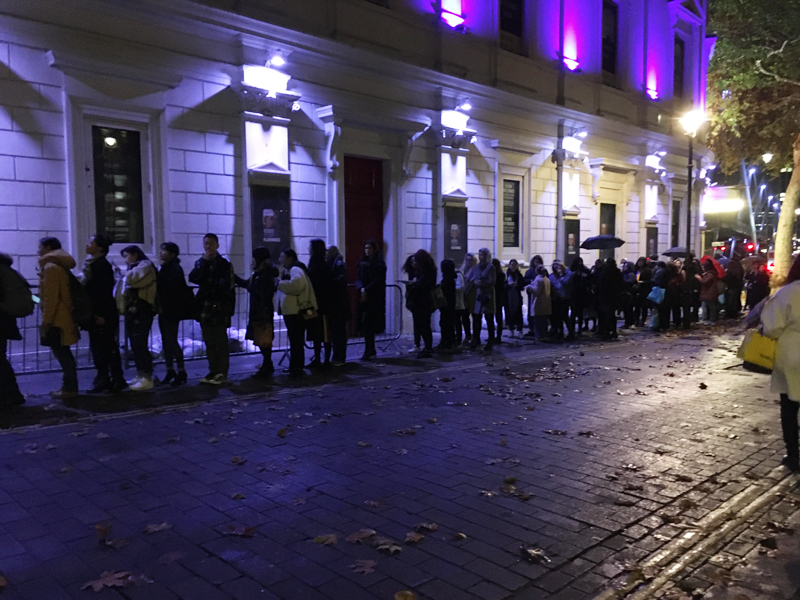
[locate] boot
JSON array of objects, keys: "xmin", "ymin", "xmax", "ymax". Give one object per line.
[
  {"xmin": 170, "ymin": 371, "xmax": 188, "ymax": 387},
  {"xmin": 161, "ymin": 370, "xmax": 177, "ymax": 386}
]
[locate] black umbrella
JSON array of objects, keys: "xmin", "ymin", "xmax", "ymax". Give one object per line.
[
  {"xmin": 662, "ymin": 246, "xmax": 689, "ymax": 258},
  {"xmin": 580, "ymin": 235, "xmax": 626, "ymax": 250}
]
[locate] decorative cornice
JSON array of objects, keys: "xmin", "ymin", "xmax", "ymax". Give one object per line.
[
  {"xmin": 233, "ymin": 84, "xmax": 300, "ymax": 121},
  {"xmin": 437, "ymin": 125, "xmax": 476, "ymax": 151},
  {"xmin": 47, "ymin": 50, "xmax": 183, "ymax": 91}
]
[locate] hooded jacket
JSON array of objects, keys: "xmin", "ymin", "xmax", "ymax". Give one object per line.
[
  {"xmin": 38, "ymin": 249, "xmax": 79, "ymax": 346},
  {"xmin": 121, "ymin": 259, "xmax": 158, "ymax": 314}
]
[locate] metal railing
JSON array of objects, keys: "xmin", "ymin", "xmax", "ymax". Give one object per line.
[{"xmin": 6, "ymin": 284, "xmax": 404, "ymax": 375}]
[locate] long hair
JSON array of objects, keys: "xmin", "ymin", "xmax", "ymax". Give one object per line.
[
  {"xmin": 461, "ymin": 252, "xmax": 475, "ymax": 274},
  {"xmin": 121, "ymin": 245, "xmax": 148, "ymax": 262},
  {"xmin": 310, "ymin": 239, "xmax": 326, "ymax": 260},
  {"xmin": 412, "ymin": 249, "xmax": 437, "ymax": 277}
]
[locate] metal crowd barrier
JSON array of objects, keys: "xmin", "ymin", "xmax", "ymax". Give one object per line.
[{"xmin": 6, "ymin": 283, "xmax": 404, "ymax": 375}]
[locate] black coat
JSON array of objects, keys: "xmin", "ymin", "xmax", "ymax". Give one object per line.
[
  {"xmin": 327, "ymin": 255, "xmax": 352, "ymax": 322},
  {"xmin": 84, "ymin": 255, "xmax": 118, "ymax": 320},
  {"xmin": 405, "ymin": 266, "xmax": 436, "ymax": 314},
  {"xmin": 355, "ymin": 256, "xmax": 386, "ymax": 334},
  {"xmin": 157, "ymin": 258, "xmax": 193, "ymax": 321},
  {"xmin": 598, "ymin": 267, "xmax": 624, "ymax": 310},
  {"xmin": 307, "ymin": 255, "xmax": 333, "ymax": 316},
  {"xmin": 236, "ymin": 264, "xmax": 278, "ymax": 328},
  {"xmin": 493, "ymin": 263, "xmax": 506, "ymax": 309},
  {"xmin": 189, "ymin": 254, "xmax": 234, "ymax": 326},
  {"xmin": 441, "ymin": 273, "xmax": 456, "ymax": 309}
]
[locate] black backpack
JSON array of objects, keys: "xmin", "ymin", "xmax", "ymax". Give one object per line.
[{"xmin": 66, "ymin": 269, "xmax": 93, "ymax": 329}]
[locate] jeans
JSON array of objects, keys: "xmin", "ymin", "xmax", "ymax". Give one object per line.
[
  {"xmin": 458, "ymin": 310, "xmax": 471, "ymax": 344},
  {"xmin": 472, "ymin": 313, "xmax": 495, "ymax": 346},
  {"xmin": 412, "ymin": 310, "xmax": 433, "ymax": 350},
  {"xmin": 159, "ymin": 317, "xmax": 185, "ymax": 371},
  {"xmin": 89, "ymin": 320, "xmax": 124, "ymax": 384},
  {"xmin": 439, "ymin": 307, "xmax": 456, "ymax": 348},
  {"xmin": 550, "ymin": 298, "xmax": 564, "ymax": 338},
  {"xmin": 702, "ymin": 300, "xmax": 718, "ymax": 322},
  {"xmin": 781, "ymin": 394, "xmax": 799, "ymax": 465},
  {"xmin": 330, "ymin": 317, "xmax": 348, "ymax": 363},
  {"xmin": 201, "ymin": 323, "xmax": 229, "ymax": 377},
  {"xmin": 51, "ymin": 345, "xmax": 78, "ymax": 393},
  {"xmin": 0, "ymin": 337, "xmax": 22, "ymax": 404},
  {"xmin": 533, "ymin": 315, "xmax": 548, "ymax": 340},
  {"xmin": 284, "ymin": 314, "xmax": 306, "ymax": 373},
  {"xmin": 126, "ymin": 312, "xmax": 154, "ymax": 377}
]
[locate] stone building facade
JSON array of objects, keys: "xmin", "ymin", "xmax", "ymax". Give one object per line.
[{"xmin": 0, "ymin": 0, "xmax": 714, "ymax": 306}]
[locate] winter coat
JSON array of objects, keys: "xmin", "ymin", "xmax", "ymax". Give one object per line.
[
  {"xmin": 473, "ymin": 261, "xmax": 497, "ymax": 315},
  {"xmin": 0, "ymin": 255, "xmax": 22, "ymax": 342},
  {"xmin": 355, "ymin": 255, "xmax": 386, "ymax": 334},
  {"xmin": 237, "ymin": 263, "xmax": 278, "ymax": 337},
  {"xmin": 38, "ymin": 249, "xmax": 79, "ymax": 346},
  {"xmin": 526, "ymin": 274, "xmax": 551, "ymax": 317},
  {"xmin": 157, "ymin": 258, "xmax": 192, "ymax": 321},
  {"xmin": 725, "ymin": 259, "xmax": 744, "ymax": 285},
  {"xmin": 558, "ymin": 269, "xmax": 575, "ymax": 303},
  {"xmin": 761, "ymin": 280, "xmax": 800, "ymax": 401},
  {"xmin": 121, "ymin": 260, "xmax": 158, "ymax": 315},
  {"xmin": 307, "ymin": 255, "xmax": 333, "ymax": 316},
  {"xmin": 598, "ymin": 266, "xmax": 624, "ymax": 310},
  {"xmin": 405, "ymin": 265, "xmax": 437, "ymax": 314},
  {"xmin": 189, "ymin": 254, "xmax": 235, "ymax": 326},
  {"xmin": 441, "ymin": 273, "xmax": 456, "ymax": 310},
  {"xmin": 328, "ymin": 254, "xmax": 352, "ymax": 323},
  {"xmin": 462, "ymin": 266, "xmax": 478, "ymax": 313},
  {"xmin": 505, "ymin": 269, "xmax": 525, "ymax": 318},
  {"xmin": 81, "ymin": 255, "xmax": 117, "ymax": 320},
  {"xmin": 454, "ymin": 270, "xmax": 466, "ymax": 311},
  {"xmin": 493, "ymin": 263, "xmax": 506, "ymax": 309},
  {"xmin": 277, "ymin": 265, "xmax": 318, "ymax": 316},
  {"xmin": 699, "ymin": 271, "xmax": 720, "ymax": 302},
  {"xmin": 572, "ymin": 266, "xmax": 592, "ymax": 306},
  {"xmin": 652, "ymin": 266, "xmax": 669, "ymax": 289}
]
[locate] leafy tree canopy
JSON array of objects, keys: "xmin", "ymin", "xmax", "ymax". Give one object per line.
[{"xmin": 707, "ymin": 0, "xmax": 800, "ymax": 175}]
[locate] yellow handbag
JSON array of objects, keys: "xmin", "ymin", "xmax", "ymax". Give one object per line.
[{"xmin": 737, "ymin": 329, "xmax": 777, "ymax": 374}]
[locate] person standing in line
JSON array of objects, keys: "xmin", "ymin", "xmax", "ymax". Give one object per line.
[
  {"xmin": 699, "ymin": 259, "xmax": 720, "ymax": 323},
  {"xmin": 403, "ymin": 249, "xmax": 437, "ymax": 359},
  {"xmin": 723, "ymin": 256, "xmax": 745, "ymax": 318},
  {"xmin": 761, "ymin": 255, "xmax": 800, "ymax": 473},
  {"xmin": 236, "ymin": 246, "xmax": 279, "ymax": 379},
  {"xmin": 189, "ymin": 233, "xmax": 235, "ymax": 386},
  {"xmin": 355, "ymin": 240, "xmax": 386, "ymax": 361},
  {"xmin": 524, "ymin": 255, "xmax": 544, "ymax": 337},
  {"xmin": 37, "ymin": 237, "xmax": 79, "ymax": 400},
  {"xmin": 525, "ymin": 265, "xmax": 551, "ymax": 340},
  {"xmin": 471, "ymin": 248, "xmax": 496, "ymax": 351},
  {"xmin": 277, "ymin": 248, "xmax": 317, "ymax": 377},
  {"xmin": 306, "ymin": 239, "xmax": 333, "ymax": 369},
  {"xmin": 492, "ymin": 258, "xmax": 505, "ymax": 344},
  {"xmin": 156, "ymin": 242, "xmax": 192, "ymax": 387},
  {"xmin": 504, "ymin": 259, "xmax": 524, "ymax": 338},
  {"xmin": 597, "ymin": 257, "xmax": 623, "ymax": 340},
  {"xmin": 119, "ymin": 245, "xmax": 158, "ymax": 391},
  {"xmin": 549, "ymin": 261, "xmax": 566, "ymax": 340},
  {"xmin": 570, "ymin": 257, "xmax": 591, "ymax": 336},
  {"xmin": 81, "ymin": 234, "xmax": 126, "ymax": 394},
  {"xmin": 746, "ymin": 262, "xmax": 770, "ymax": 310},
  {"xmin": 459, "ymin": 253, "xmax": 477, "ymax": 346},
  {"xmin": 326, "ymin": 245, "xmax": 351, "ymax": 367},
  {"xmin": 438, "ymin": 258, "xmax": 457, "ymax": 352},
  {"xmin": 651, "ymin": 261, "xmax": 671, "ymax": 332},
  {"xmin": 557, "ymin": 261, "xmax": 576, "ymax": 340},
  {"xmin": 634, "ymin": 258, "xmax": 653, "ymax": 327},
  {"xmin": 0, "ymin": 253, "xmax": 26, "ymax": 407},
  {"xmin": 681, "ymin": 254, "xmax": 700, "ymax": 329}
]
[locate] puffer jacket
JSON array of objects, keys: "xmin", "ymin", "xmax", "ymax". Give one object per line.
[
  {"xmin": 120, "ymin": 260, "xmax": 157, "ymax": 314},
  {"xmin": 38, "ymin": 249, "xmax": 79, "ymax": 346},
  {"xmin": 277, "ymin": 265, "xmax": 318, "ymax": 316},
  {"xmin": 526, "ymin": 274, "xmax": 552, "ymax": 317}
]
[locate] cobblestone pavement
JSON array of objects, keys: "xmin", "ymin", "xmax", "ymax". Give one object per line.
[{"xmin": 0, "ymin": 325, "xmax": 798, "ymax": 600}]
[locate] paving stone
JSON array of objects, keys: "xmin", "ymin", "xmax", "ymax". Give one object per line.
[{"xmin": 169, "ymin": 577, "xmax": 233, "ymax": 600}]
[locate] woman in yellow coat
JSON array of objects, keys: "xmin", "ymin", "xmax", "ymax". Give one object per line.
[{"xmin": 38, "ymin": 237, "xmax": 79, "ymax": 399}]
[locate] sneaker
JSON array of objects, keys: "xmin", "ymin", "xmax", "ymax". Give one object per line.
[
  {"xmin": 208, "ymin": 374, "xmax": 228, "ymax": 386},
  {"xmin": 130, "ymin": 378, "xmax": 154, "ymax": 392},
  {"xmin": 782, "ymin": 456, "xmax": 800, "ymax": 473},
  {"xmin": 126, "ymin": 376, "xmax": 142, "ymax": 386},
  {"xmin": 199, "ymin": 373, "xmax": 214, "ymax": 384}
]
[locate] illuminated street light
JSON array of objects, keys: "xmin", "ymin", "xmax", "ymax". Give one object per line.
[
  {"xmin": 679, "ymin": 109, "xmax": 707, "ymax": 258},
  {"xmin": 679, "ymin": 109, "xmax": 706, "ymax": 138},
  {"xmin": 762, "ymin": 152, "xmax": 774, "ymax": 163}
]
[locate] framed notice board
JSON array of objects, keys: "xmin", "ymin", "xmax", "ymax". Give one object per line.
[
  {"xmin": 564, "ymin": 219, "xmax": 580, "ymax": 266},
  {"xmin": 444, "ymin": 205, "xmax": 468, "ymax": 263},
  {"xmin": 250, "ymin": 185, "xmax": 292, "ymax": 261}
]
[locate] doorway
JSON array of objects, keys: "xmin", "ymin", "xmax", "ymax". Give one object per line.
[
  {"xmin": 599, "ymin": 203, "xmax": 616, "ymax": 260},
  {"xmin": 344, "ymin": 157, "xmax": 385, "ymax": 283}
]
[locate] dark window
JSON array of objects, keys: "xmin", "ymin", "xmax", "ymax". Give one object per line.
[
  {"xmin": 602, "ymin": 0, "xmax": 619, "ymax": 75},
  {"xmin": 672, "ymin": 200, "xmax": 681, "ymax": 247},
  {"xmin": 500, "ymin": 0, "xmax": 524, "ymax": 37},
  {"xmin": 502, "ymin": 179, "xmax": 521, "ymax": 248},
  {"xmin": 91, "ymin": 126, "xmax": 144, "ymax": 244},
  {"xmin": 674, "ymin": 35, "xmax": 686, "ymax": 98}
]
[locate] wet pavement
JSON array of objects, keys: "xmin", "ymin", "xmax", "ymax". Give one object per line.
[{"xmin": 0, "ymin": 324, "xmax": 798, "ymax": 600}]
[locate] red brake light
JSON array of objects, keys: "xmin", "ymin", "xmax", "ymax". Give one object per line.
[{"xmin": 747, "ymin": 244, "xmax": 754, "ymax": 250}]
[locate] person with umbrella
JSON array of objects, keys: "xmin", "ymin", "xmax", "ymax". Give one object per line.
[
  {"xmin": 597, "ymin": 258, "xmax": 623, "ymax": 339},
  {"xmin": 699, "ymin": 259, "xmax": 721, "ymax": 322}
]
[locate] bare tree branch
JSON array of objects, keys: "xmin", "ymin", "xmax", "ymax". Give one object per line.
[{"xmin": 755, "ymin": 39, "xmax": 800, "ymax": 86}]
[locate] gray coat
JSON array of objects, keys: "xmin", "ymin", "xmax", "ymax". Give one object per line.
[{"xmin": 473, "ymin": 261, "xmax": 496, "ymax": 315}]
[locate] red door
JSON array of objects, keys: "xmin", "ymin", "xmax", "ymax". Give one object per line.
[{"xmin": 344, "ymin": 157, "xmax": 384, "ymax": 284}]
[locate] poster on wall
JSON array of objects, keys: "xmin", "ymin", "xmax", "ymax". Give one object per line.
[
  {"xmin": 250, "ymin": 185, "xmax": 292, "ymax": 261},
  {"xmin": 444, "ymin": 205, "xmax": 468, "ymax": 263},
  {"xmin": 646, "ymin": 227, "xmax": 658, "ymax": 259},
  {"xmin": 502, "ymin": 179, "xmax": 520, "ymax": 248},
  {"xmin": 564, "ymin": 219, "xmax": 580, "ymax": 266}
]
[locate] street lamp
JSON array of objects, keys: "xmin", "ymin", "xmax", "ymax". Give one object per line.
[{"xmin": 679, "ymin": 109, "xmax": 706, "ymax": 257}]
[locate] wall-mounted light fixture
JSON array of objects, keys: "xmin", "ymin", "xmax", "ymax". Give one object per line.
[
  {"xmin": 455, "ymin": 99, "xmax": 472, "ymax": 112},
  {"xmin": 439, "ymin": 0, "xmax": 465, "ymax": 28},
  {"xmin": 267, "ymin": 51, "xmax": 286, "ymax": 68}
]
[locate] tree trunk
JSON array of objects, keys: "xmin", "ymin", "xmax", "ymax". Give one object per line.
[{"xmin": 771, "ymin": 131, "xmax": 800, "ymax": 290}]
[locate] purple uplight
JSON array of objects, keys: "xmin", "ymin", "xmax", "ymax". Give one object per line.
[
  {"xmin": 646, "ymin": 70, "xmax": 658, "ymax": 100},
  {"xmin": 441, "ymin": 10, "xmax": 465, "ymax": 27},
  {"xmin": 563, "ymin": 57, "xmax": 580, "ymax": 71},
  {"xmin": 647, "ymin": 88, "xmax": 658, "ymax": 100},
  {"xmin": 562, "ymin": 26, "xmax": 579, "ymax": 71},
  {"xmin": 440, "ymin": 0, "xmax": 464, "ymax": 28}
]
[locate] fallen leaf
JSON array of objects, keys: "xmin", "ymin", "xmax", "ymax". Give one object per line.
[
  {"xmin": 544, "ymin": 429, "xmax": 567, "ymax": 436},
  {"xmin": 208, "ymin": 437, "xmax": 219, "ymax": 444},
  {"xmin": 499, "ymin": 437, "xmax": 508, "ymax": 446},
  {"xmin": 95, "ymin": 433, "xmax": 110, "ymax": 440},
  {"xmin": 675, "ymin": 474, "xmax": 694, "ymax": 483},
  {"xmin": 95, "ymin": 522, "xmax": 112, "ymax": 543},
  {"xmin": 357, "ymin": 441, "xmax": 372, "ymax": 448},
  {"xmin": 81, "ymin": 571, "xmax": 150, "ymax": 593},
  {"xmin": 364, "ymin": 499, "xmax": 382, "ymax": 508},
  {"xmin": 23, "ymin": 443, "xmax": 38, "ymax": 454},
  {"xmin": 759, "ymin": 536, "xmax": 778, "ymax": 550},
  {"xmin": 166, "ymin": 436, "xmax": 180, "ymax": 443},
  {"xmin": 520, "ymin": 545, "xmax": 551, "ymax": 563},
  {"xmin": 453, "ymin": 532, "xmax": 468, "ymax": 540},
  {"xmin": 105, "ymin": 538, "xmax": 129, "ymax": 549},
  {"xmin": 405, "ymin": 532, "xmax": 425, "ymax": 544},
  {"xmin": 699, "ymin": 383, "xmax": 708, "ymax": 390},
  {"xmin": 70, "ymin": 430, "xmax": 89, "ymax": 437},
  {"xmin": 346, "ymin": 529, "xmax": 376, "ymax": 544},
  {"xmin": 231, "ymin": 456, "xmax": 247, "ymax": 466},
  {"xmin": 413, "ymin": 522, "xmax": 439, "ymax": 532},
  {"xmin": 144, "ymin": 522, "xmax": 172, "ymax": 534},
  {"xmin": 394, "ymin": 592, "xmax": 418, "ymax": 600},
  {"xmin": 396, "ymin": 449, "xmax": 408, "ymax": 455},
  {"xmin": 578, "ymin": 431, "xmax": 596, "ymax": 437},
  {"xmin": 277, "ymin": 428, "xmax": 288, "ymax": 438},
  {"xmin": 480, "ymin": 490, "xmax": 497, "ymax": 497},
  {"xmin": 292, "ymin": 497, "xmax": 307, "ymax": 506},
  {"xmin": 313, "ymin": 534, "xmax": 338, "ymax": 546},
  {"xmin": 350, "ymin": 559, "xmax": 376, "ymax": 575},
  {"xmin": 231, "ymin": 493, "xmax": 246, "ymax": 500},
  {"xmin": 224, "ymin": 525, "xmax": 256, "ymax": 537},
  {"xmin": 375, "ymin": 538, "xmax": 402, "ymax": 555},
  {"xmin": 427, "ymin": 418, "xmax": 437, "ymax": 424}
]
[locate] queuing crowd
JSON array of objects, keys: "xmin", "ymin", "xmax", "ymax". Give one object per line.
[{"xmin": 0, "ymin": 232, "xmax": 777, "ymax": 407}]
